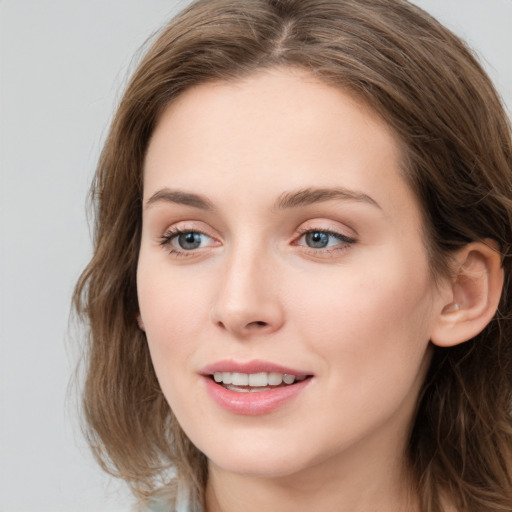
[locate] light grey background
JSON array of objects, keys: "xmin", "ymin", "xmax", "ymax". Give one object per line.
[{"xmin": 0, "ymin": 1, "xmax": 511, "ymax": 511}]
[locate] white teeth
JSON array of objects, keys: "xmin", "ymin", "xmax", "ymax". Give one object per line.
[
  {"xmin": 231, "ymin": 372, "xmax": 249, "ymax": 386},
  {"xmin": 248, "ymin": 372, "xmax": 267, "ymax": 387},
  {"xmin": 212, "ymin": 371, "xmax": 304, "ymax": 387},
  {"xmin": 268, "ymin": 372, "xmax": 283, "ymax": 386},
  {"xmin": 225, "ymin": 385, "xmax": 273, "ymax": 393},
  {"xmin": 282, "ymin": 374, "xmax": 296, "ymax": 385}
]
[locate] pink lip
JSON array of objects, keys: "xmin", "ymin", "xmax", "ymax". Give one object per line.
[
  {"xmin": 200, "ymin": 359, "xmax": 311, "ymax": 378},
  {"xmin": 200, "ymin": 359, "xmax": 313, "ymax": 416}
]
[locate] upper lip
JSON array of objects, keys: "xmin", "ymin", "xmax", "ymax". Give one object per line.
[{"xmin": 200, "ymin": 359, "xmax": 312, "ymax": 378}]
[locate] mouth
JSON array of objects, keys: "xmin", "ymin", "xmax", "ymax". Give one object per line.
[
  {"xmin": 210, "ymin": 371, "xmax": 312, "ymax": 393},
  {"xmin": 200, "ymin": 360, "xmax": 314, "ymax": 414}
]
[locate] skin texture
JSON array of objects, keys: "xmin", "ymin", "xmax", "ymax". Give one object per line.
[{"xmin": 137, "ymin": 68, "xmax": 455, "ymax": 512}]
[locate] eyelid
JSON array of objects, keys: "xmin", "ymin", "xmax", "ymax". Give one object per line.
[
  {"xmin": 156, "ymin": 220, "xmax": 356, "ymax": 258},
  {"xmin": 160, "ymin": 227, "xmax": 214, "ymax": 246},
  {"xmin": 295, "ymin": 219, "xmax": 357, "ymax": 240},
  {"xmin": 158, "ymin": 222, "xmax": 221, "ymax": 257},
  {"xmin": 293, "ymin": 222, "xmax": 357, "ymax": 256},
  {"xmin": 159, "ymin": 220, "xmax": 218, "ymax": 241},
  {"xmin": 296, "ymin": 226, "xmax": 355, "ymax": 240}
]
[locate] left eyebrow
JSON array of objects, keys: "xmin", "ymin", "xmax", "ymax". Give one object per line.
[{"xmin": 275, "ymin": 187, "xmax": 381, "ymax": 210}]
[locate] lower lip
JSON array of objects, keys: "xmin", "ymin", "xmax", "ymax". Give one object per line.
[{"xmin": 203, "ymin": 376, "xmax": 312, "ymax": 416}]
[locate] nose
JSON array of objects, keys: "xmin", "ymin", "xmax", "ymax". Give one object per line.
[{"xmin": 210, "ymin": 245, "xmax": 285, "ymax": 338}]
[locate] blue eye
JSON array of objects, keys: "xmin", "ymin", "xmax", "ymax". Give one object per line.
[
  {"xmin": 298, "ymin": 229, "xmax": 356, "ymax": 251},
  {"xmin": 304, "ymin": 231, "xmax": 330, "ymax": 248},
  {"xmin": 160, "ymin": 229, "xmax": 214, "ymax": 254},
  {"xmin": 176, "ymin": 232, "xmax": 203, "ymax": 250}
]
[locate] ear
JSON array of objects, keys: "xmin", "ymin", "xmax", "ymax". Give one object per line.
[
  {"xmin": 430, "ymin": 240, "xmax": 504, "ymax": 347},
  {"xmin": 136, "ymin": 314, "xmax": 146, "ymax": 332}
]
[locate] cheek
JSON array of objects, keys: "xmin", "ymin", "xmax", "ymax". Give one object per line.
[
  {"xmin": 137, "ymin": 260, "xmax": 210, "ymax": 362},
  {"xmin": 284, "ymin": 262, "xmax": 435, "ymax": 440},
  {"xmin": 288, "ymin": 249, "xmax": 435, "ymax": 373},
  {"xmin": 137, "ymin": 265, "xmax": 211, "ymax": 421}
]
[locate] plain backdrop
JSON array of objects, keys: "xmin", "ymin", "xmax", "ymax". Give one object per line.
[{"xmin": 0, "ymin": 1, "xmax": 511, "ymax": 511}]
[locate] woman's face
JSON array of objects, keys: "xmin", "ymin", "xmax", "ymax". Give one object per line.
[{"xmin": 138, "ymin": 68, "xmax": 447, "ymax": 481}]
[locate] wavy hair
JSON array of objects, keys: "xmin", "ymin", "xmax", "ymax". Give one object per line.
[{"xmin": 73, "ymin": 0, "xmax": 512, "ymax": 510}]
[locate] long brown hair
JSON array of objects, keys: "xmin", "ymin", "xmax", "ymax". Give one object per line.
[{"xmin": 73, "ymin": 0, "xmax": 512, "ymax": 510}]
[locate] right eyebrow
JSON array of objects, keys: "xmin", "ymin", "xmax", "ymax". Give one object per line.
[{"xmin": 144, "ymin": 188, "xmax": 215, "ymax": 211}]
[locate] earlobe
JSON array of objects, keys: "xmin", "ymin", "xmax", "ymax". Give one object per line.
[
  {"xmin": 137, "ymin": 314, "xmax": 146, "ymax": 332},
  {"xmin": 431, "ymin": 240, "xmax": 504, "ymax": 347}
]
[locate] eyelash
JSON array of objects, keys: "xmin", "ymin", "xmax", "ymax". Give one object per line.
[
  {"xmin": 295, "ymin": 227, "xmax": 356, "ymax": 255},
  {"xmin": 158, "ymin": 226, "xmax": 357, "ymax": 258},
  {"xmin": 159, "ymin": 227, "xmax": 214, "ymax": 258}
]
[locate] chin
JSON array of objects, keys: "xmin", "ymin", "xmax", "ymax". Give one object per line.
[
  {"xmin": 209, "ymin": 454, "xmax": 308, "ymax": 479},
  {"xmin": 199, "ymin": 433, "xmax": 320, "ymax": 479}
]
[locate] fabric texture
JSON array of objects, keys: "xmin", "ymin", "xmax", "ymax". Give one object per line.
[{"xmin": 146, "ymin": 480, "xmax": 196, "ymax": 512}]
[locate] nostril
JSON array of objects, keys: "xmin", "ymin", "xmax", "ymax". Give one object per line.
[{"xmin": 247, "ymin": 321, "xmax": 268, "ymax": 329}]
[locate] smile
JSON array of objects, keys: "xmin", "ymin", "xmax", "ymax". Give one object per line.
[
  {"xmin": 201, "ymin": 361, "xmax": 313, "ymax": 415},
  {"xmin": 212, "ymin": 371, "xmax": 307, "ymax": 392}
]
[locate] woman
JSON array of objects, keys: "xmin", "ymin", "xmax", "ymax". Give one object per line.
[{"xmin": 73, "ymin": 0, "xmax": 512, "ymax": 510}]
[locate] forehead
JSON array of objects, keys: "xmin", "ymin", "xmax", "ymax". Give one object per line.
[
  {"xmin": 147, "ymin": 68, "xmax": 396, "ymax": 154},
  {"xmin": 143, "ymin": 67, "xmax": 416, "ymax": 223}
]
